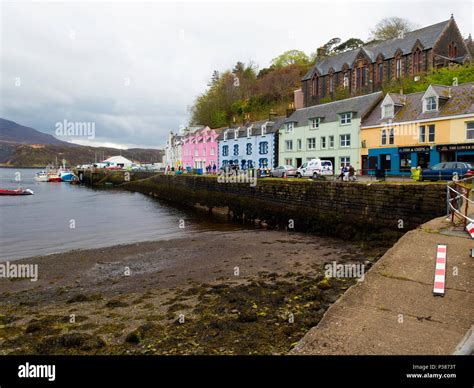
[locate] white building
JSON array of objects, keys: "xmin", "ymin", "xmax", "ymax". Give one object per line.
[
  {"xmin": 164, "ymin": 130, "xmax": 183, "ymax": 170},
  {"xmin": 103, "ymin": 155, "xmax": 134, "ymax": 168}
]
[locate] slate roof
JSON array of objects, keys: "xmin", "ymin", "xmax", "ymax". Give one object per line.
[
  {"xmin": 361, "ymin": 82, "xmax": 474, "ymax": 127},
  {"xmin": 217, "ymin": 117, "xmax": 286, "ymax": 140},
  {"xmin": 303, "ymin": 19, "xmax": 451, "ymax": 81},
  {"xmin": 284, "ymin": 92, "xmax": 383, "ymax": 126}
]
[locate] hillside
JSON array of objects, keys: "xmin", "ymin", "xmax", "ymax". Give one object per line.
[
  {"xmin": 0, "ymin": 118, "xmax": 72, "ymax": 146},
  {"xmin": 0, "ymin": 118, "xmax": 163, "ymax": 167}
]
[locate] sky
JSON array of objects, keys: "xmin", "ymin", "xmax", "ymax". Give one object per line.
[{"xmin": 0, "ymin": 0, "xmax": 472, "ymax": 149}]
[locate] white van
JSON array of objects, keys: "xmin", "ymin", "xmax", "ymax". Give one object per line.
[{"xmin": 296, "ymin": 159, "xmax": 333, "ymax": 178}]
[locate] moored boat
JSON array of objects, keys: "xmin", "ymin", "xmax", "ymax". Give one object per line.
[
  {"xmin": 35, "ymin": 171, "xmax": 49, "ymax": 182},
  {"xmin": 0, "ymin": 188, "xmax": 34, "ymax": 196},
  {"xmin": 48, "ymin": 174, "xmax": 62, "ymax": 182},
  {"xmin": 60, "ymin": 171, "xmax": 78, "ymax": 182}
]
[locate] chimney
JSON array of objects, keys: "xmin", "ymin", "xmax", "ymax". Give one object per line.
[
  {"xmin": 294, "ymin": 88, "xmax": 304, "ymax": 110},
  {"xmin": 268, "ymin": 110, "xmax": 277, "ymax": 121},
  {"xmin": 316, "ymin": 46, "xmax": 327, "ymax": 58}
]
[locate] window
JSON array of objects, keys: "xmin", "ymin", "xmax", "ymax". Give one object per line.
[
  {"xmin": 259, "ymin": 158, "xmax": 269, "ymax": 169},
  {"xmin": 321, "ymin": 136, "xmax": 326, "ymax": 149},
  {"xmin": 378, "ymin": 63, "xmax": 383, "ymax": 83},
  {"xmin": 234, "ymin": 129, "xmax": 239, "ymax": 140},
  {"xmin": 261, "ymin": 125, "xmax": 266, "ymax": 136},
  {"xmin": 396, "ymin": 58, "xmax": 402, "ymax": 79},
  {"xmin": 223, "ymin": 132, "xmax": 228, "ymax": 141},
  {"xmin": 233, "ymin": 144, "xmax": 239, "ymax": 156},
  {"xmin": 246, "ymin": 143, "xmax": 252, "ymax": 155},
  {"xmin": 389, "ymin": 128, "xmax": 394, "ymax": 145},
  {"xmin": 210, "ymin": 147, "xmax": 215, "ymax": 156},
  {"xmin": 425, "ymin": 96, "xmax": 437, "ymax": 112},
  {"xmin": 382, "ymin": 104, "xmax": 394, "ymax": 118},
  {"xmin": 400, "ymin": 153, "xmax": 412, "ymax": 171},
  {"xmin": 381, "ymin": 129, "xmax": 387, "ymax": 145},
  {"xmin": 467, "ymin": 122, "xmax": 474, "ymax": 140},
  {"xmin": 285, "ymin": 140, "xmax": 293, "ymax": 151},
  {"xmin": 286, "ymin": 123, "xmax": 294, "ymax": 133},
  {"xmin": 329, "ymin": 75, "xmax": 334, "ymax": 93},
  {"xmin": 340, "ymin": 134, "xmax": 351, "ymax": 147},
  {"xmin": 222, "ymin": 145, "xmax": 229, "ymax": 156},
  {"xmin": 329, "ymin": 135, "xmax": 334, "ymax": 148},
  {"xmin": 307, "ymin": 138, "xmax": 316, "ymax": 149},
  {"xmin": 419, "ymin": 125, "xmax": 426, "ymax": 143},
  {"xmin": 343, "ymin": 73, "xmax": 349, "ymax": 88},
  {"xmin": 285, "ymin": 158, "xmax": 293, "ymax": 166},
  {"xmin": 247, "ymin": 127, "xmax": 252, "ymax": 138},
  {"xmin": 309, "ymin": 118, "xmax": 320, "ymax": 129},
  {"xmin": 297, "ymin": 139, "xmax": 302, "ymax": 150},
  {"xmin": 413, "ymin": 49, "xmax": 422, "ymax": 74},
  {"xmin": 194, "ymin": 147, "xmax": 198, "ymax": 156},
  {"xmin": 311, "ymin": 77, "xmax": 319, "ymax": 96},
  {"xmin": 428, "ymin": 125, "xmax": 435, "ymax": 142},
  {"xmin": 448, "ymin": 42, "xmax": 457, "ymax": 59},
  {"xmin": 203, "ymin": 146, "xmax": 206, "ymax": 156},
  {"xmin": 259, "ymin": 141, "xmax": 268, "ymax": 154},
  {"xmin": 340, "ymin": 112, "xmax": 352, "ymax": 125},
  {"xmin": 340, "ymin": 157, "xmax": 350, "ymax": 168}
]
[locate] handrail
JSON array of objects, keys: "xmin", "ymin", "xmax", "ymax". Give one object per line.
[{"xmin": 447, "ymin": 177, "xmax": 474, "ymax": 227}]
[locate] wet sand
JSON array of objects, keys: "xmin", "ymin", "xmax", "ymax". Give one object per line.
[{"xmin": 0, "ymin": 229, "xmax": 382, "ymax": 355}]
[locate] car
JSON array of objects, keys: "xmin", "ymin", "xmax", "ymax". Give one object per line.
[
  {"xmin": 421, "ymin": 162, "xmax": 474, "ymax": 181},
  {"xmin": 270, "ymin": 165, "xmax": 297, "ymax": 178},
  {"xmin": 296, "ymin": 159, "xmax": 333, "ymax": 178}
]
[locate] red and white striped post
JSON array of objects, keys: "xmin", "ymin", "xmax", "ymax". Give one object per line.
[{"xmin": 433, "ymin": 244, "xmax": 447, "ymax": 296}]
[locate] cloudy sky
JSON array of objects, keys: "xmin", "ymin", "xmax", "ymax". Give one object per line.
[{"xmin": 0, "ymin": 0, "xmax": 472, "ymax": 149}]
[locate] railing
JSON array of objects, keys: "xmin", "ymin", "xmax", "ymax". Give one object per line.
[{"xmin": 447, "ymin": 175, "xmax": 474, "ymax": 228}]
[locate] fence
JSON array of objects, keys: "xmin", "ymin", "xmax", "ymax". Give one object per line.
[{"xmin": 447, "ymin": 176, "xmax": 474, "ymax": 228}]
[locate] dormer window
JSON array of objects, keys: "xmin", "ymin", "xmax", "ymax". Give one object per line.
[
  {"xmin": 261, "ymin": 125, "xmax": 266, "ymax": 136},
  {"xmin": 247, "ymin": 126, "xmax": 252, "ymax": 138},
  {"xmin": 286, "ymin": 123, "xmax": 294, "ymax": 133},
  {"xmin": 234, "ymin": 129, "xmax": 239, "ymax": 140},
  {"xmin": 309, "ymin": 118, "xmax": 320, "ymax": 129},
  {"xmin": 340, "ymin": 112, "xmax": 352, "ymax": 125},
  {"xmin": 382, "ymin": 104, "xmax": 394, "ymax": 118},
  {"xmin": 425, "ymin": 96, "xmax": 437, "ymax": 112},
  {"xmin": 223, "ymin": 131, "xmax": 228, "ymax": 141}
]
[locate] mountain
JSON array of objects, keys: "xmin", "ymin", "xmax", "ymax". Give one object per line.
[
  {"xmin": 0, "ymin": 118, "xmax": 72, "ymax": 146},
  {"xmin": 0, "ymin": 118, "xmax": 164, "ymax": 167}
]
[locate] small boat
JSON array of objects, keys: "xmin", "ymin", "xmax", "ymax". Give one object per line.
[
  {"xmin": 70, "ymin": 176, "xmax": 80, "ymax": 185},
  {"xmin": 60, "ymin": 171, "xmax": 78, "ymax": 182},
  {"xmin": 35, "ymin": 171, "xmax": 49, "ymax": 182},
  {"xmin": 48, "ymin": 174, "xmax": 62, "ymax": 182},
  {"xmin": 0, "ymin": 188, "xmax": 34, "ymax": 196}
]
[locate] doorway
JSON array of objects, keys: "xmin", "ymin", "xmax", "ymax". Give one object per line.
[
  {"xmin": 417, "ymin": 152, "xmax": 430, "ymax": 168},
  {"xmin": 380, "ymin": 154, "xmax": 392, "ymax": 171},
  {"xmin": 296, "ymin": 158, "xmax": 303, "ymax": 168}
]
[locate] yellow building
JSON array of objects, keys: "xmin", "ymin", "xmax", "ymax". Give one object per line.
[{"xmin": 360, "ymin": 82, "xmax": 474, "ymax": 174}]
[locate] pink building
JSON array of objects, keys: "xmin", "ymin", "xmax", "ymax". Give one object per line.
[{"xmin": 181, "ymin": 126, "xmax": 219, "ymax": 171}]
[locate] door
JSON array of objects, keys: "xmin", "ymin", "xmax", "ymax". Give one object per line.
[
  {"xmin": 361, "ymin": 156, "xmax": 368, "ymax": 175},
  {"xmin": 380, "ymin": 154, "xmax": 391, "ymax": 171},
  {"xmin": 296, "ymin": 158, "xmax": 303, "ymax": 168},
  {"xmin": 368, "ymin": 156, "xmax": 378, "ymax": 171},
  {"xmin": 417, "ymin": 152, "xmax": 430, "ymax": 169}
]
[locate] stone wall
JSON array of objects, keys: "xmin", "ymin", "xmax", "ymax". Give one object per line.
[{"xmin": 121, "ymin": 174, "xmax": 447, "ymax": 241}]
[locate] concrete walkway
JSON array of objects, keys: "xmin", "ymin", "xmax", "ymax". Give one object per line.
[{"xmin": 291, "ymin": 216, "xmax": 474, "ymax": 355}]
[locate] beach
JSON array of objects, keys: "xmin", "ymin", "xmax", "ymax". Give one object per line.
[{"xmin": 0, "ymin": 229, "xmax": 382, "ymax": 355}]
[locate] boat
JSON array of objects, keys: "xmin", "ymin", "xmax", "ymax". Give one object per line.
[
  {"xmin": 35, "ymin": 171, "xmax": 49, "ymax": 182},
  {"xmin": 48, "ymin": 174, "xmax": 62, "ymax": 182},
  {"xmin": 0, "ymin": 188, "xmax": 34, "ymax": 196},
  {"xmin": 69, "ymin": 175, "xmax": 80, "ymax": 185},
  {"xmin": 60, "ymin": 171, "xmax": 78, "ymax": 182}
]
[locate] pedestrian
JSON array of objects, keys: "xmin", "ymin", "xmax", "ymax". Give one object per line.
[{"xmin": 348, "ymin": 165, "xmax": 356, "ymax": 181}]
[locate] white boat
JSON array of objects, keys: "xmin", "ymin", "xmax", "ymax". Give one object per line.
[{"xmin": 35, "ymin": 171, "xmax": 49, "ymax": 182}]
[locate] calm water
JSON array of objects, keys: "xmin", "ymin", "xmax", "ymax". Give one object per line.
[{"xmin": 0, "ymin": 168, "xmax": 224, "ymax": 261}]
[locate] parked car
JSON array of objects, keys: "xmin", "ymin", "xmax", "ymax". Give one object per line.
[
  {"xmin": 421, "ymin": 162, "xmax": 474, "ymax": 181},
  {"xmin": 270, "ymin": 165, "xmax": 297, "ymax": 178},
  {"xmin": 296, "ymin": 159, "xmax": 333, "ymax": 178}
]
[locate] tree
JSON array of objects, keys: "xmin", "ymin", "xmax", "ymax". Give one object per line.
[
  {"xmin": 333, "ymin": 38, "xmax": 365, "ymax": 54},
  {"xmin": 271, "ymin": 50, "xmax": 310, "ymax": 68},
  {"xmin": 370, "ymin": 17, "xmax": 417, "ymax": 41}
]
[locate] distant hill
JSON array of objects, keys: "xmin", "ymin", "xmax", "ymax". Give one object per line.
[
  {"xmin": 0, "ymin": 118, "xmax": 163, "ymax": 167},
  {"xmin": 0, "ymin": 118, "xmax": 72, "ymax": 146}
]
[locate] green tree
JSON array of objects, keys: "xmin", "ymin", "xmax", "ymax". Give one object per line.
[
  {"xmin": 370, "ymin": 17, "xmax": 417, "ymax": 41},
  {"xmin": 271, "ymin": 50, "xmax": 310, "ymax": 68}
]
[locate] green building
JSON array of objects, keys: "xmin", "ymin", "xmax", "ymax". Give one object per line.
[{"xmin": 279, "ymin": 92, "xmax": 382, "ymax": 172}]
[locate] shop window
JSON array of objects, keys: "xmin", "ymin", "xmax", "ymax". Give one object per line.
[{"xmin": 399, "ymin": 153, "xmax": 412, "ymax": 171}]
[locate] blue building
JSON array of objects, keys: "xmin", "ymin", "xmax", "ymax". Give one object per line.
[{"xmin": 217, "ymin": 117, "xmax": 285, "ymax": 171}]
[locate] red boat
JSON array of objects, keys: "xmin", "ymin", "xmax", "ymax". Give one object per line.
[{"xmin": 0, "ymin": 188, "xmax": 34, "ymax": 196}]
